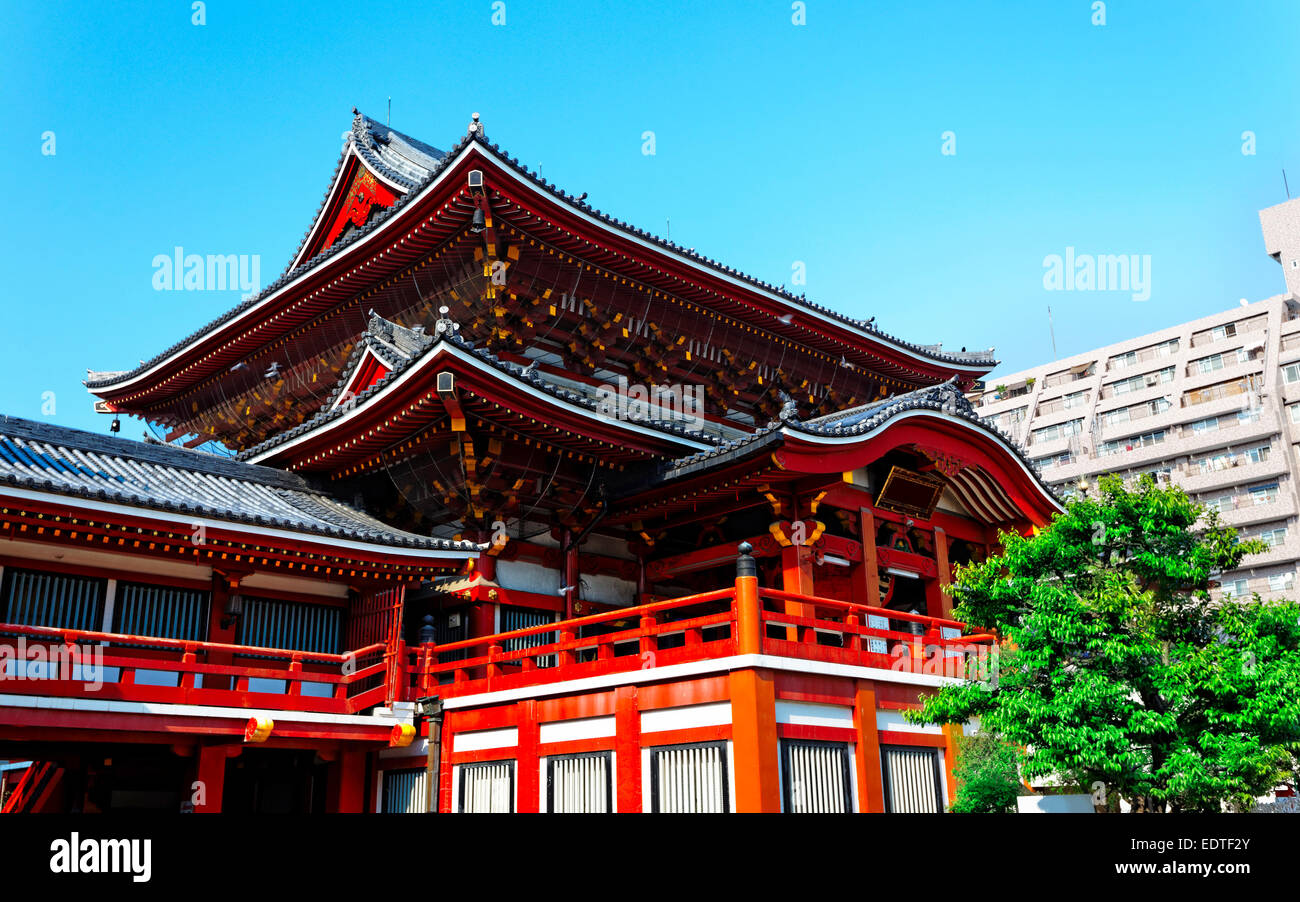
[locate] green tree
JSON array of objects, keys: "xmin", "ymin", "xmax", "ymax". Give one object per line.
[
  {"xmin": 949, "ymin": 732, "xmax": 1023, "ymax": 813},
  {"xmin": 910, "ymin": 474, "xmax": 1300, "ymax": 812}
]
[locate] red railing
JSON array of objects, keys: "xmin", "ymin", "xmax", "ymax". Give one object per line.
[
  {"xmin": 0, "ymin": 581, "xmax": 996, "ymax": 719},
  {"xmin": 407, "ymin": 587, "xmax": 737, "ymax": 699},
  {"xmin": 402, "ymin": 582, "xmax": 995, "ymax": 699},
  {"xmin": 0, "ymin": 622, "xmax": 388, "ymax": 715}
]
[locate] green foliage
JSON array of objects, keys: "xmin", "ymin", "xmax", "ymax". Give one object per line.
[
  {"xmin": 950, "ymin": 732, "xmax": 1023, "ymax": 813},
  {"xmin": 909, "ymin": 474, "xmax": 1300, "ymax": 812}
]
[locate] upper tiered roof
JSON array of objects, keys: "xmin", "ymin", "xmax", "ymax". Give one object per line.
[{"xmin": 86, "ymin": 110, "xmax": 997, "ymax": 434}]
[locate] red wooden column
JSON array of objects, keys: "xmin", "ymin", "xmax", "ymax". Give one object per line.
[
  {"xmin": 206, "ymin": 574, "xmax": 239, "ymax": 690},
  {"xmin": 615, "ymin": 685, "xmax": 641, "ymax": 813},
  {"xmin": 730, "ymin": 667, "xmax": 780, "ymax": 812},
  {"xmin": 326, "ymin": 748, "xmax": 367, "ymax": 812},
  {"xmin": 517, "ymin": 699, "xmax": 540, "ymax": 812},
  {"xmin": 731, "ymin": 545, "xmax": 780, "ymax": 812},
  {"xmin": 852, "ymin": 680, "xmax": 886, "ymax": 812},
  {"xmin": 858, "ymin": 507, "xmax": 881, "ymax": 607},
  {"xmin": 778, "ymin": 526, "xmax": 815, "ymax": 642},
  {"xmin": 193, "ymin": 744, "xmax": 231, "ymax": 813},
  {"xmin": 934, "ymin": 526, "xmax": 954, "ymax": 619}
]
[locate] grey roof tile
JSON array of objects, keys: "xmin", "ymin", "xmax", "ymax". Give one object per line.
[{"xmin": 0, "ymin": 416, "xmax": 478, "ymax": 553}]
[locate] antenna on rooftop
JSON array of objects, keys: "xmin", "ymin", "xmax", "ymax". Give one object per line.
[
  {"xmin": 1048, "ymin": 306, "xmax": 1059, "ymax": 360},
  {"xmin": 387, "ymin": 97, "xmax": 391, "ymax": 126},
  {"xmin": 1285, "ymin": 169, "xmax": 1291, "ymax": 200},
  {"xmin": 666, "ymin": 218, "xmax": 670, "ymax": 241}
]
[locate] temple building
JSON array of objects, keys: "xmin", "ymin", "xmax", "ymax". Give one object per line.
[{"xmin": 0, "ymin": 111, "xmax": 1060, "ymax": 813}]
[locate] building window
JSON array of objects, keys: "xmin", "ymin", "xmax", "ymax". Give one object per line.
[
  {"xmin": 880, "ymin": 745, "xmax": 944, "ymax": 813},
  {"xmin": 114, "ymin": 582, "xmax": 210, "ymax": 641},
  {"xmin": 500, "ymin": 606, "xmax": 558, "ymax": 668},
  {"xmin": 1249, "ymin": 484, "xmax": 1280, "ymax": 505},
  {"xmin": 1269, "ymin": 573, "xmax": 1295, "ymax": 593},
  {"xmin": 650, "ymin": 742, "xmax": 729, "ymax": 813},
  {"xmin": 459, "ymin": 760, "xmax": 515, "ymax": 813},
  {"xmin": 546, "ymin": 751, "xmax": 612, "ymax": 813},
  {"xmin": 237, "ymin": 597, "xmax": 343, "ymax": 654},
  {"xmin": 1257, "ymin": 527, "xmax": 1288, "ymax": 548},
  {"xmin": 1098, "ymin": 430, "xmax": 1166, "ymax": 457},
  {"xmin": 1212, "ymin": 323, "xmax": 1238, "ymax": 341},
  {"xmin": 1109, "ymin": 367, "xmax": 1174, "ymax": 396},
  {"xmin": 1285, "ymin": 363, "xmax": 1300, "ymax": 385},
  {"xmin": 1030, "ymin": 418, "xmax": 1084, "ymax": 444},
  {"xmin": 1202, "ymin": 494, "xmax": 1233, "ymax": 514},
  {"xmin": 1289, "ymin": 403, "xmax": 1300, "ymax": 424},
  {"xmin": 780, "ymin": 739, "xmax": 854, "ymax": 813},
  {"xmin": 0, "ymin": 568, "xmax": 105, "ymax": 632},
  {"xmin": 1031, "ymin": 451, "xmax": 1073, "ymax": 470},
  {"xmin": 382, "ymin": 768, "xmax": 429, "ymax": 813},
  {"xmin": 1220, "ymin": 578, "xmax": 1250, "ymax": 598}
]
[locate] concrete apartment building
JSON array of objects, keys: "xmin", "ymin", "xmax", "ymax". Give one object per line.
[{"xmin": 974, "ymin": 197, "xmax": 1300, "ymax": 601}]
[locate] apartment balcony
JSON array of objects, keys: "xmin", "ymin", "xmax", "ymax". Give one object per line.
[
  {"xmin": 1217, "ymin": 493, "xmax": 1297, "ymax": 528},
  {"xmin": 1177, "ymin": 455, "xmax": 1289, "ymax": 494},
  {"xmin": 1189, "ymin": 317, "xmax": 1267, "ymax": 349},
  {"xmin": 1023, "ymin": 432, "xmax": 1080, "ymax": 458},
  {"xmin": 1177, "ymin": 414, "xmax": 1277, "ymax": 452},
  {"xmin": 1098, "ymin": 378, "xmax": 1176, "ymax": 405},
  {"xmin": 1238, "ymin": 534, "xmax": 1300, "ymax": 568},
  {"xmin": 1181, "ymin": 357, "xmax": 1263, "ymax": 386}
]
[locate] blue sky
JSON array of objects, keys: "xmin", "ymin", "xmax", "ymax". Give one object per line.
[{"xmin": 3, "ymin": 0, "xmax": 1298, "ymax": 437}]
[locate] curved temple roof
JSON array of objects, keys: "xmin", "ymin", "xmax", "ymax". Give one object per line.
[
  {"xmin": 0, "ymin": 415, "xmax": 480, "ymax": 555},
  {"xmin": 86, "ymin": 110, "xmax": 997, "ymax": 401},
  {"xmin": 640, "ymin": 379, "xmax": 1063, "ymax": 522}
]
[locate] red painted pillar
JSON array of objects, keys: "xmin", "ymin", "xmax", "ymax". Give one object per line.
[
  {"xmin": 193, "ymin": 745, "xmax": 228, "ymax": 813},
  {"xmin": 517, "ymin": 699, "xmax": 540, "ymax": 812},
  {"xmin": 730, "ymin": 667, "xmax": 781, "ymax": 812},
  {"xmin": 934, "ymin": 526, "xmax": 953, "ymax": 619},
  {"xmin": 326, "ymin": 749, "xmax": 367, "ymax": 813},
  {"xmin": 780, "ymin": 541, "xmax": 814, "ymax": 642},
  {"xmin": 470, "ymin": 602, "xmax": 496, "ymax": 640},
  {"xmin": 615, "ymin": 685, "xmax": 641, "ymax": 813},
  {"xmin": 858, "ymin": 507, "xmax": 881, "ymax": 607},
  {"xmin": 206, "ymin": 576, "xmax": 238, "ymax": 690},
  {"xmin": 853, "ymin": 681, "xmax": 885, "ymax": 812}
]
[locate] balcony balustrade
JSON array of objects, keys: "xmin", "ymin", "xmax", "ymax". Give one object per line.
[{"xmin": 1, "ymin": 580, "xmax": 994, "ymax": 719}]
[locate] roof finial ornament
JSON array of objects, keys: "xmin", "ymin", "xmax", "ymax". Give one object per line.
[
  {"xmin": 351, "ymin": 107, "xmax": 375, "ymax": 150},
  {"xmin": 467, "ymin": 111, "xmax": 485, "ymax": 139},
  {"xmin": 434, "ymin": 305, "xmax": 460, "ymax": 336}
]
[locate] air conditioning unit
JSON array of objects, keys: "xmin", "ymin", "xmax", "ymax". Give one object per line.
[{"xmin": 1145, "ymin": 374, "xmax": 1159, "ymax": 387}]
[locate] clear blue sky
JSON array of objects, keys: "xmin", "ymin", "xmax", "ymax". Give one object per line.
[{"xmin": 3, "ymin": 0, "xmax": 1298, "ymax": 438}]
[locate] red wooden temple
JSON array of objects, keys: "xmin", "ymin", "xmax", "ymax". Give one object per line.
[{"xmin": 0, "ymin": 110, "xmax": 1060, "ymax": 813}]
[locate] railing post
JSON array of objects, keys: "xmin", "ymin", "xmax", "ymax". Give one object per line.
[
  {"xmin": 639, "ymin": 614, "xmax": 658, "ymax": 663},
  {"xmin": 288, "ymin": 652, "xmax": 303, "ymax": 697},
  {"xmin": 486, "ymin": 644, "xmax": 503, "ymax": 684},
  {"xmin": 844, "ymin": 611, "xmax": 862, "ymax": 655},
  {"xmin": 558, "ymin": 627, "xmax": 576, "ymax": 668},
  {"xmin": 180, "ymin": 642, "xmax": 198, "ymax": 690},
  {"xmin": 735, "ymin": 542, "xmax": 763, "ymax": 656}
]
